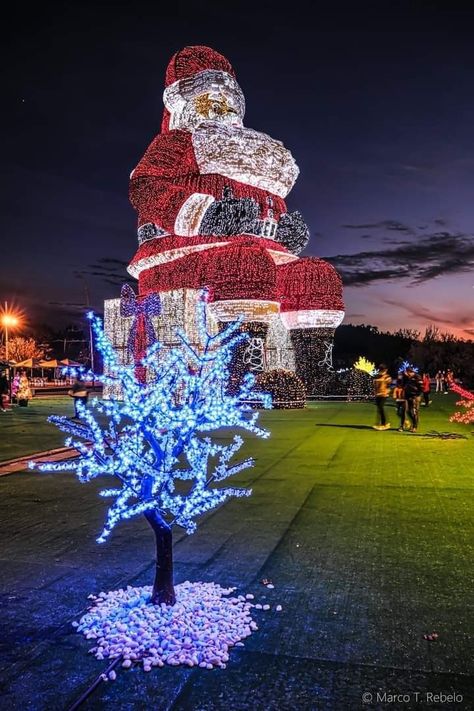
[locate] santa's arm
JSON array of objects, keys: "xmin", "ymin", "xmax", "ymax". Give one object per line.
[
  {"xmin": 130, "ymin": 175, "xmax": 214, "ymax": 236},
  {"xmin": 129, "ymin": 131, "xmax": 216, "ymax": 236},
  {"xmin": 129, "ymin": 130, "xmax": 290, "ymax": 239}
]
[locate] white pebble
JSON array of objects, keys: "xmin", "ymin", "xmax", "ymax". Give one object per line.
[
  {"xmin": 74, "ymin": 582, "xmax": 268, "ymax": 671},
  {"xmin": 276, "ymin": 605, "xmax": 283, "ymax": 612}
]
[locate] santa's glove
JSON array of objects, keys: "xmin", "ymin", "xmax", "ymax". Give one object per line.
[
  {"xmin": 199, "ymin": 196, "xmax": 260, "ymax": 237},
  {"xmin": 275, "ymin": 211, "xmax": 310, "ymax": 254}
]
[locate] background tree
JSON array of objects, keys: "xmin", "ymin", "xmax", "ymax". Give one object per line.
[
  {"xmin": 334, "ymin": 323, "xmax": 474, "ymax": 386},
  {"xmin": 0, "ymin": 336, "xmax": 45, "ymax": 362}
]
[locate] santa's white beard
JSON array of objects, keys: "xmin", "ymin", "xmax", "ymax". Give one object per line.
[{"xmin": 191, "ymin": 122, "xmax": 299, "ymax": 198}]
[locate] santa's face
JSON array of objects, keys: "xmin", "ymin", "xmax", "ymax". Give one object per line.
[{"xmin": 164, "ymin": 69, "xmax": 245, "ymax": 132}]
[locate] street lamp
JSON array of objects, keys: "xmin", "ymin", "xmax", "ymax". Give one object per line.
[{"xmin": 1, "ymin": 304, "xmax": 20, "ymax": 362}]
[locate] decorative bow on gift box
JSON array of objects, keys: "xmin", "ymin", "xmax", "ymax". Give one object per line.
[{"xmin": 120, "ymin": 285, "xmax": 161, "ymax": 383}]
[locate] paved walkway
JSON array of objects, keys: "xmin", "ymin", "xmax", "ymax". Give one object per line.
[{"xmin": 0, "ymin": 446, "xmax": 78, "ymax": 477}]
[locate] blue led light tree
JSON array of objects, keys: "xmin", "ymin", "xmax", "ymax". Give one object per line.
[
  {"xmin": 32, "ymin": 291, "xmax": 270, "ymax": 606},
  {"xmin": 398, "ymin": 360, "xmax": 419, "ymax": 374}
]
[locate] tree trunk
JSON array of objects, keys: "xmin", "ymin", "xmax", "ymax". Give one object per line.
[{"xmin": 144, "ymin": 510, "xmax": 176, "ymax": 606}]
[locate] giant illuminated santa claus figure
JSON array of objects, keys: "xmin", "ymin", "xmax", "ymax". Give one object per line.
[{"xmin": 108, "ymin": 45, "xmax": 344, "ymax": 393}]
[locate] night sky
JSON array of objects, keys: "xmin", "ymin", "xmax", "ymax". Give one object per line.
[{"xmin": 2, "ymin": 1, "xmax": 474, "ymax": 338}]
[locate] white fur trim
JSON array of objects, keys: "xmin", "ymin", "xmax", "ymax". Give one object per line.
[
  {"xmin": 127, "ymin": 241, "xmax": 229, "ymax": 279},
  {"xmin": 207, "ymin": 300, "xmax": 280, "ymax": 323},
  {"xmin": 174, "ymin": 193, "xmax": 215, "ymax": 236},
  {"xmin": 280, "ymin": 310, "xmax": 345, "ymax": 330}
]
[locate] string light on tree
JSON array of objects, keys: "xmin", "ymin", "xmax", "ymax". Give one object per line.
[
  {"xmin": 449, "ymin": 382, "xmax": 474, "ymax": 425},
  {"xmin": 30, "ymin": 291, "xmax": 277, "ymax": 671},
  {"xmin": 398, "ymin": 360, "xmax": 419, "ymax": 373},
  {"xmin": 354, "ymin": 356, "xmax": 376, "ymax": 375}
]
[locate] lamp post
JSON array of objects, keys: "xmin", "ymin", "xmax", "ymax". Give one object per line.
[
  {"xmin": 1, "ymin": 303, "xmax": 21, "ymax": 407},
  {"xmin": 2, "ymin": 302, "xmax": 19, "ymax": 362}
]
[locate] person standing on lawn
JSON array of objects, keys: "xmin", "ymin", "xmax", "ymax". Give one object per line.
[
  {"xmin": 68, "ymin": 375, "xmax": 89, "ymax": 419},
  {"xmin": 393, "ymin": 375, "xmax": 407, "ymax": 431},
  {"xmin": 403, "ymin": 366, "xmax": 423, "ymax": 432},
  {"xmin": 445, "ymin": 369, "xmax": 454, "ymax": 392},
  {"xmin": 0, "ymin": 369, "xmax": 10, "ymax": 412},
  {"xmin": 435, "ymin": 370, "xmax": 443, "ymax": 393},
  {"xmin": 17, "ymin": 371, "xmax": 32, "ymax": 407},
  {"xmin": 422, "ymin": 372, "xmax": 432, "ymax": 407},
  {"xmin": 373, "ymin": 364, "xmax": 392, "ymax": 430}
]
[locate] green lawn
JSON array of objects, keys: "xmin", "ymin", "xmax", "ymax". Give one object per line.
[
  {"xmin": 0, "ymin": 396, "xmax": 87, "ymax": 461},
  {"xmin": 0, "ymin": 394, "xmax": 472, "ymax": 709}
]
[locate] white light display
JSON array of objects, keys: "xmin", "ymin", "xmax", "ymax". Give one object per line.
[
  {"xmin": 192, "ymin": 123, "xmax": 299, "ymax": 198},
  {"xmin": 175, "ymin": 193, "xmax": 216, "ymax": 236},
  {"xmin": 317, "ymin": 341, "xmax": 335, "ymax": 370},
  {"xmin": 265, "ymin": 313, "xmax": 296, "ymax": 371},
  {"xmin": 242, "ymin": 337, "xmax": 266, "ymax": 372},
  {"xmin": 280, "ymin": 309, "xmax": 345, "ymax": 330},
  {"xmin": 105, "ymin": 291, "xmax": 299, "ymax": 393},
  {"xmin": 206, "ymin": 299, "xmax": 280, "ymax": 323}
]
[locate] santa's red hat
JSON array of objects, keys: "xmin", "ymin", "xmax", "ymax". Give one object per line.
[{"xmin": 165, "ymin": 46, "xmax": 235, "ymax": 87}]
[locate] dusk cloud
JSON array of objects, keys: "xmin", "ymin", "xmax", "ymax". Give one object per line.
[
  {"xmin": 325, "ymin": 232, "xmax": 474, "ymax": 287},
  {"xmin": 74, "ymin": 257, "xmax": 133, "ymax": 288},
  {"xmin": 341, "ymin": 220, "xmax": 415, "ymax": 234},
  {"xmin": 380, "ymin": 298, "xmax": 474, "ymax": 337}
]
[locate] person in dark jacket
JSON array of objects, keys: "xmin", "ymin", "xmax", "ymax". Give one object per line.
[
  {"xmin": 403, "ymin": 367, "xmax": 423, "ymax": 432},
  {"xmin": 0, "ymin": 370, "xmax": 9, "ymax": 412},
  {"xmin": 68, "ymin": 375, "xmax": 89, "ymax": 418}
]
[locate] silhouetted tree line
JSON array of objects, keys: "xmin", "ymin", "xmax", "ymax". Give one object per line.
[{"xmin": 334, "ymin": 324, "xmax": 474, "ymax": 386}]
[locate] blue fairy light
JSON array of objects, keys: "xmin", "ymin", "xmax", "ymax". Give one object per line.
[
  {"xmin": 399, "ymin": 360, "xmax": 419, "ymax": 373},
  {"xmin": 30, "ymin": 290, "xmax": 271, "ymax": 545}
]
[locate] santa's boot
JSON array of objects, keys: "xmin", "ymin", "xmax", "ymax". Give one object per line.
[
  {"xmin": 288, "ymin": 327, "xmax": 336, "ymax": 394},
  {"xmin": 277, "ymin": 258, "xmax": 345, "ymax": 396}
]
